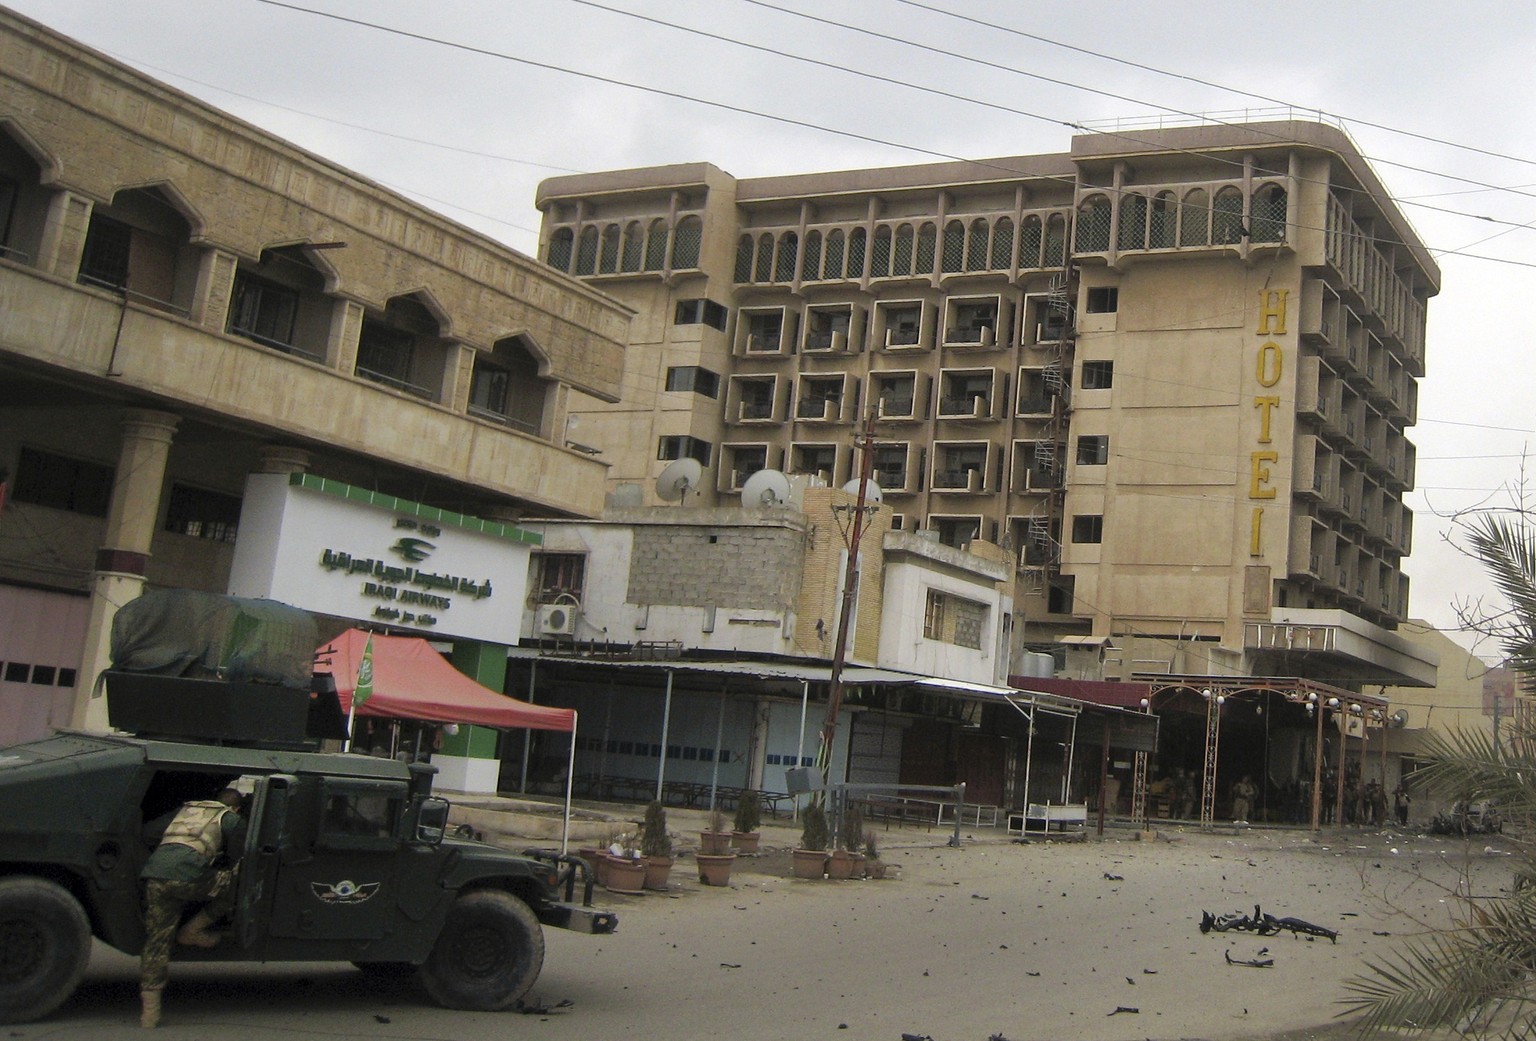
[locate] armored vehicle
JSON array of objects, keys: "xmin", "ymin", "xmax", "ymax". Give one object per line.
[{"xmin": 0, "ymin": 592, "xmax": 615, "ymax": 1023}]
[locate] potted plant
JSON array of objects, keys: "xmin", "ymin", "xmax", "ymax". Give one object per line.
[
  {"xmin": 640, "ymin": 800, "xmax": 674, "ymax": 891},
  {"xmin": 699, "ymin": 807, "xmax": 732, "ymax": 854},
  {"xmin": 791, "ymin": 801, "xmax": 830, "ymax": 879},
  {"xmin": 603, "ymin": 831, "xmax": 647, "ymax": 895},
  {"xmin": 827, "ymin": 804, "xmax": 865, "ymax": 880},
  {"xmin": 695, "ymin": 845, "xmax": 736, "ymax": 886},
  {"xmin": 863, "ymin": 829, "xmax": 886, "ymax": 880},
  {"xmin": 732, "ymin": 794, "xmax": 762, "ymax": 853}
]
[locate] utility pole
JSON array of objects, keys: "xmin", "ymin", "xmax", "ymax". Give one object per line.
[{"xmin": 815, "ymin": 412, "xmax": 879, "ymax": 796}]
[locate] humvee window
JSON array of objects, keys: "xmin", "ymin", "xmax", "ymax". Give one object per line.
[{"xmin": 316, "ymin": 781, "xmax": 406, "ymax": 849}]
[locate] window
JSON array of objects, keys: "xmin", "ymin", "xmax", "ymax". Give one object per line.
[
  {"xmin": 356, "ymin": 320, "xmax": 415, "ymax": 389},
  {"xmin": 228, "ymin": 272, "xmax": 299, "ymax": 350},
  {"xmin": 533, "ymin": 553, "xmax": 586, "ymax": 603},
  {"xmin": 1072, "ymin": 514, "xmax": 1104, "ymax": 544},
  {"xmin": 319, "ymin": 783, "xmax": 404, "ymax": 848},
  {"xmin": 923, "ymin": 589, "xmax": 946, "ymax": 640},
  {"xmin": 12, "ymin": 447, "xmax": 113, "ymax": 516},
  {"xmin": 469, "ymin": 359, "xmax": 511, "ymax": 418},
  {"xmin": 657, "ymin": 435, "xmax": 712, "ymax": 466},
  {"xmin": 923, "ymin": 589, "xmax": 986, "ymax": 648},
  {"xmin": 1076, "ymin": 435, "xmax": 1109, "ymax": 466},
  {"xmin": 665, "ymin": 365, "xmax": 720, "ymax": 398},
  {"xmin": 1081, "ymin": 360, "xmax": 1114, "ymax": 390},
  {"xmin": 163, "ymin": 483, "xmax": 241, "ymax": 542},
  {"xmin": 674, "ymin": 299, "xmax": 729, "ymax": 331},
  {"xmin": 546, "ymin": 228, "xmax": 574, "ymax": 271},
  {"xmin": 1085, "ymin": 287, "xmax": 1119, "ymax": 313},
  {"xmin": 78, "ymin": 213, "xmax": 131, "ymax": 289}
]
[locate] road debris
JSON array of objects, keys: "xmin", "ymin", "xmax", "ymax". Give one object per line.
[
  {"xmin": 1225, "ymin": 950, "xmax": 1275, "ymax": 969},
  {"xmin": 1199, "ymin": 904, "xmax": 1339, "ymax": 943}
]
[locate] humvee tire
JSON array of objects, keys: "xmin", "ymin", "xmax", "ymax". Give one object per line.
[
  {"xmin": 419, "ymin": 890, "xmax": 545, "ymax": 1010},
  {"xmin": 0, "ymin": 877, "xmax": 93, "ymax": 1023}
]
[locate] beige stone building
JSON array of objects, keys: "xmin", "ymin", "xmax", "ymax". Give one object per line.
[
  {"xmin": 0, "ymin": 9, "xmax": 629, "ymax": 745},
  {"xmin": 535, "ymin": 120, "xmax": 1438, "ymax": 691}
]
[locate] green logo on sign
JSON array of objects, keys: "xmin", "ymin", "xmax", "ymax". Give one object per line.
[{"xmin": 389, "ymin": 537, "xmax": 435, "ymax": 563}]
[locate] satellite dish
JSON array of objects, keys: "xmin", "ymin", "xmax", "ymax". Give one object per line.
[
  {"xmin": 656, "ymin": 458, "xmax": 703, "ymax": 502},
  {"xmin": 1390, "ymin": 708, "xmax": 1409, "ymax": 728},
  {"xmin": 741, "ymin": 468, "xmax": 791, "ymax": 507},
  {"xmin": 842, "ymin": 477, "xmax": 882, "ymax": 504}
]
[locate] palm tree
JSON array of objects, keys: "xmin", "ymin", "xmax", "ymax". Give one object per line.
[{"xmin": 1343, "ymin": 510, "xmax": 1536, "ymax": 1037}]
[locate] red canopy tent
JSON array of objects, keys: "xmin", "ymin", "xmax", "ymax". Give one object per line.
[
  {"xmin": 315, "ymin": 628, "xmax": 578, "ymax": 850},
  {"xmin": 317, "ymin": 628, "xmax": 573, "ymax": 732}
]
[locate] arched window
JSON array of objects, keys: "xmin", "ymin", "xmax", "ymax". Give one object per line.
[
  {"xmin": 1044, "ymin": 215, "xmax": 1067, "ymax": 267},
  {"xmin": 1075, "ymin": 196, "xmax": 1111, "ymax": 252},
  {"xmin": 644, "ymin": 219, "xmax": 668, "ymax": 271},
  {"xmin": 1018, "ymin": 216, "xmax": 1043, "ymax": 269},
  {"xmin": 546, "ymin": 227, "xmax": 573, "ymax": 272},
  {"xmin": 671, "ymin": 216, "xmax": 702, "ymax": 268},
  {"xmin": 774, "ymin": 231, "xmax": 798, "ymax": 282},
  {"xmin": 1251, "ymin": 184, "xmax": 1287, "ymax": 243},
  {"xmin": 574, "ymin": 226, "xmax": 599, "ymax": 275},
  {"xmin": 870, "ymin": 225, "xmax": 893, "ymax": 277},
  {"xmin": 1212, "ymin": 187, "xmax": 1245, "ymax": 245},
  {"xmin": 599, "ymin": 224, "xmax": 620, "ymax": 273},
  {"xmin": 754, "ymin": 233, "xmax": 774, "ymax": 282},
  {"xmin": 620, "ymin": 221, "xmax": 643, "ymax": 272},
  {"xmin": 734, "ymin": 234, "xmax": 755, "ymax": 282},
  {"xmin": 941, "ymin": 220, "xmax": 965, "ymax": 272},
  {"xmin": 824, "ymin": 229, "xmax": 846, "ymax": 278},
  {"xmin": 1148, "ymin": 192, "xmax": 1177, "ymax": 249},
  {"xmin": 966, "ymin": 218, "xmax": 990, "ymax": 270},
  {"xmin": 802, "ymin": 230, "xmax": 823, "ymax": 280},
  {"xmin": 1117, "ymin": 194, "xmax": 1147, "ymax": 251},
  {"xmin": 1180, "ymin": 189, "xmax": 1209, "ymax": 246},
  {"xmin": 916, "ymin": 223, "xmax": 937, "ymax": 273},
  {"xmin": 991, "ymin": 217, "xmax": 1015, "ymax": 270},
  {"xmin": 893, "ymin": 224, "xmax": 915, "ymax": 275},
  {"xmin": 846, "ymin": 227, "xmax": 867, "ymax": 278}
]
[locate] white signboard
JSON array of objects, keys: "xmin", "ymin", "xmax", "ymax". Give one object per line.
[{"xmin": 228, "ymin": 473, "xmax": 535, "ymax": 644}]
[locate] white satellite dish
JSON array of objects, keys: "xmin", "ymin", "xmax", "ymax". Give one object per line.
[
  {"xmin": 656, "ymin": 458, "xmax": 703, "ymax": 502},
  {"xmin": 741, "ymin": 468, "xmax": 791, "ymax": 507},
  {"xmin": 842, "ymin": 477, "xmax": 882, "ymax": 504}
]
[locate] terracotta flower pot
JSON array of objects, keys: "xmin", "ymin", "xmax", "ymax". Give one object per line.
[
  {"xmin": 791, "ymin": 848, "xmax": 828, "ymax": 879},
  {"xmin": 696, "ymin": 852, "xmax": 736, "ymax": 886},
  {"xmin": 604, "ymin": 854, "xmax": 647, "ymax": 895},
  {"xmin": 827, "ymin": 849, "xmax": 865, "ymax": 880},
  {"xmin": 731, "ymin": 830, "xmax": 761, "ymax": 854},
  {"xmin": 643, "ymin": 855, "xmax": 674, "ymax": 891},
  {"xmin": 699, "ymin": 830, "xmax": 732, "ymax": 855}
]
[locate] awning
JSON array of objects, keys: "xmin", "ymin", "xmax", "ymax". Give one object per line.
[{"xmin": 317, "ymin": 629, "xmax": 574, "ymax": 732}]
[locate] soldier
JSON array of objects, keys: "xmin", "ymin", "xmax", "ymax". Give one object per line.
[{"xmin": 138, "ymin": 788, "xmax": 246, "ymax": 1028}]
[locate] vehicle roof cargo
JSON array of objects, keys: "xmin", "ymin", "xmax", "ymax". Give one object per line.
[{"xmin": 110, "ymin": 590, "xmax": 316, "ymax": 688}]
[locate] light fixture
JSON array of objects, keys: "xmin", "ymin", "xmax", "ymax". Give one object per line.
[
  {"xmin": 1327, "ymin": 697, "xmax": 1340, "ymax": 708},
  {"xmin": 1216, "ymin": 694, "xmax": 1227, "ymax": 705},
  {"xmin": 1349, "ymin": 703, "xmax": 1362, "ymax": 714},
  {"xmin": 1139, "ymin": 697, "xmax": 1150, "ymax": 708}
]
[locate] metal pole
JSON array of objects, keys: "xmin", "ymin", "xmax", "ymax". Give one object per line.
[
  {"xmin": 655, "ymin": 669, "xmax": 674, "ymax": 803},
  {"xmin": 708, "ymin": 687, "xmax": 727, "ymax": 816},
  {"xmin": 519, "ymin": 659, "xmax": 536, "ymax": 795},
  {"xmin": 561, "ymin": 711, "xmax": 578, "ymax": 855},
  {"xmin": 949, "ymin": 782, "xmax": 965, "ymax": 847},
  {"xmin": 1063, "ymin": 711, "xmax": 1078, "ymax": 803},
  {"xmin": 1311, "ymin": 698, "xmax": 1324, "ymax": 831},
  {"xmin": 795, "ymin": 679, "xmax": 809, "ymax": 822},
  {"xmin": 1097, "ymin": 716, "xmax": 1111, "ymax": 837}
]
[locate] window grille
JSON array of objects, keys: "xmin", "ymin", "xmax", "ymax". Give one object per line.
[
  {"xmin": 1075, "ymin": 197, "xmax": 1111, "ymax": 252},
  {"xmin": 620, "ymin": 222, "xmax": 643, "ymax": 271},
  {"xmin": 774, "ymin": 231, "xmax": 798, "ymax": 282},
  {"xmin": 1181, "ymin": 189, "xmax": 1210, "ymax": 246},
  {"xmin": 753, "ymin": 233, "xmax": 773, "ymax": 283},
  {"xmin": 671, "ymin": 217, "xmax": 702, "ymax": 268},
  {"xmin": 644, "ymin": 219, "xmax": 668, "ymax": 271},
  {"xmin": 941, "ymin": 220, "xmax": 965, "ymax": 272},
  {"xmin": 870, "ymin": 226, "xmax": 892, "ymax": 277},
  {"xmin": 893, "ymin": 224, "xmax": 914, "ymax": 275},
  {"xmin": 574, "ymin": 226, "xmax": 598, "ymax": 275},
  {"xmin": 802, "ymin": 231, "xmax": 823, "ymax": 280},
  {"xmin": 546, "ymin": 227, "xmax": 573, "ymax": 271},
  {"xmin": 916, "ymin": 223, "xmax": 937, "ymax": 273},
  {"xmin": 966, "ymin": 219, "xmax": 989, "ymax": 270},
  {"xmin": 846, "ymin": 227, "xmax": 866, "ymax": 279},
  {"xmin": 734, "ymin": 234, "xmax": 754, "ymax": 282},
  {"xmin": 991, "ymin": 218, "xmax": 1014, "ymax": 270}
]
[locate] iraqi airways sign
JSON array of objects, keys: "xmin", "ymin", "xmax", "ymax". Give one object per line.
[{"xmin": 227, "ymin": 473, "xmax": 536, "ymax": 644}]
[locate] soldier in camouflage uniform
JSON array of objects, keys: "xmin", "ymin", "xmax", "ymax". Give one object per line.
[{"xmin": 138, "ymin": 788, "xmax": 246, "ymax": 1028}]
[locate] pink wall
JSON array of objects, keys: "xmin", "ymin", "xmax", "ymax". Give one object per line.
[{"xmin": 0, "ymin": 585, "xmax": 90, "ymax": 746}]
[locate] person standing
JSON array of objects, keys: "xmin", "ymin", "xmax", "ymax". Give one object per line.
[
  {"xmin": 1393, "ymin": 782, "xmax": 1411, "ymax": 827},
  {"xmin": 1230, "ymin": 774, "xmax": 1257, "ymax": 823},
  {"xmin": 139, "ymin": 788, "xmax": 246, "ymax": 1028}
]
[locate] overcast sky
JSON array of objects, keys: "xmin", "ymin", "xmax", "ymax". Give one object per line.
[{"xmin": 12, "ymin": 0, "xmax": 1533, "ymax": 661}]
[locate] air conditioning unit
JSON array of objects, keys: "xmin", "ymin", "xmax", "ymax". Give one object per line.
[{"xmin": 536, "ymin": 604, "xmax": 578, "ymax": 636}]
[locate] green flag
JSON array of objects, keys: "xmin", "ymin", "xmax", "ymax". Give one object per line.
[{"xmin": 353, "ymin": 634, "xmax": 376, "ymax": 708}]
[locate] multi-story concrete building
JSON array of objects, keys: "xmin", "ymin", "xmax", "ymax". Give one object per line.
[
  {"xmin": 0, "ymin": 8, "xmax": 629, "ymax": 751},
  {"xmin": 535, "ymin": 120, "xmax": 1438, "ymax": 690}
]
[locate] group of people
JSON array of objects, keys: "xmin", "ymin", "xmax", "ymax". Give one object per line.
[
  {"xmin": 1150, "ymin": 766, "xmax": 1412, "ymax": 828},
  {"xmin": 138, "ymin": 787, "xmax": 247, "ymax": 1028}
]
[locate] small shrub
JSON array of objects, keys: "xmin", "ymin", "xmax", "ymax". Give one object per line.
[
  {"xmin": 733, "ymin": 794, "xmax": 761, "ymax": 834},
  {"xmin": 800, "ymin": 802, "xmax": 830, "ymax": 851},
  {"xmin": 708, "ymin": 807, "xmax": 728, "ymax": 834},
  {"xmin": 640, "ymin": 800, "xmax": 672, "ymax": 858},
  {"xmin": 863, "ymin": 829, "xmax": 879, "ymax": 861}
]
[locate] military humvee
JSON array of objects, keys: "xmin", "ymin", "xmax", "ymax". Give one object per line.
[{"xmin": 0, "ymin": 623, "xmax": 615, "ymax": 1023}]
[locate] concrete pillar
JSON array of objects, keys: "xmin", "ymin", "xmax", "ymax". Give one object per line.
[
  {"xmin": 433, "ymin": 639, "xmax": 509, "ymax": 794},
  {"xmin": 445, "ymin": 343, "xmax": 475, "ymax": 412},
  {"xmin": 257, "ymin": 445, "xmax": 312, "ymax": 475},
  {"xmin": 37, "ymin": 189, "xmax": 93, "ymax": 279},
  {"xmin": 189, "ymin": 247, "xmax": 239, "ymax": 330},
  {"xmin": 326, "ymin": 298, "xmax": 365, "ymax": 373},
  {"xmin": 71, "ymin": 408, "xmax": 181, "ymax": 732}
]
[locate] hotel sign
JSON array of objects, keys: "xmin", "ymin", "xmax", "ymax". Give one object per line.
[{"xmin": 228, "ymin": 473, "xmax": 535, "ymax": 644}]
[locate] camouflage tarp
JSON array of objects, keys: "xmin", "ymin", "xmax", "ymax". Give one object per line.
[{"xmin": 110, "ymin": 590, "xmax": 316, "ymax": 688}]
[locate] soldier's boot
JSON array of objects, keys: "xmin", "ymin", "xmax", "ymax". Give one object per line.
[
  {"xmin": 140, "ymin": 987, "xmax": 162, "ymax": 1029},
  {"xmin": 176, "ymin": 910, "xmax": 222, "ymax": 948}
]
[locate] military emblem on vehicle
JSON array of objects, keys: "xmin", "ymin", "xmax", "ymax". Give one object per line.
[{"xmin": 311, "ymin": 879, "xmax": 381, "ymax": 904}]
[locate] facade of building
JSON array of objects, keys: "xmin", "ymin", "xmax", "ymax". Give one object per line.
[
  {"xmin": 534, "ymin": 120, "xmax": 1439, "ymax": 692},
  {"xmin": 0, "ymin": 9, "xmax": 630, "ymax": 752}
]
